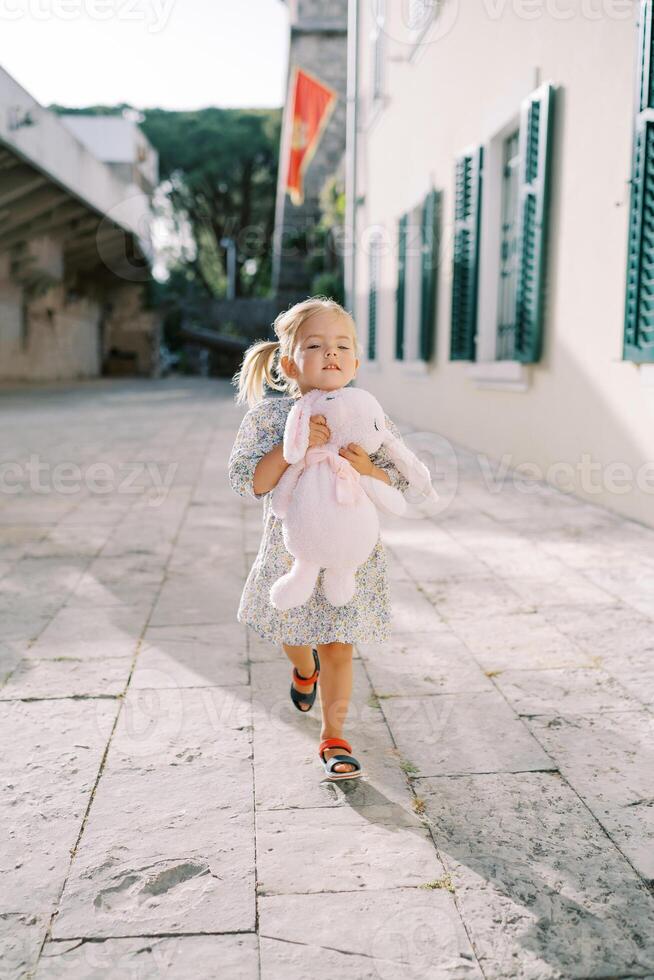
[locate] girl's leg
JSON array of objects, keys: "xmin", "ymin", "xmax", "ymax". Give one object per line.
[
  {"xmin": 283, "ymin": 643, "xmax": 319, "ymax": 712},
  {"xmin": 315, "ymin": 641, "xmax": 356, "ymax": 774}
]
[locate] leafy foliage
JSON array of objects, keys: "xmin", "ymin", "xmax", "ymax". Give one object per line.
[
  {"xmin": 308, "ymin": 172, "xmax": 346, "ymax": 303},
  {"xmin": 50, "ymin": 103, "xmax": 281, "ymax": 300},
  {"xmin": 141, "ymin": 106, "xmax": 281, "ymax": 298}
]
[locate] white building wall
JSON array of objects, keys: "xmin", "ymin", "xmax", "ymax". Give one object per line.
[{"xmin": 354, "ymin": 3, "xmax": 654, "ymax": 528}]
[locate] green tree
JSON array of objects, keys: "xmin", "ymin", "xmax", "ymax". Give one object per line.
[
  {"xmin": 50, "ymin": 103, "xmax": 281, "ymax": 299},
  {"xmin": 307, "ymin": 172, "xmax": 345, "ymax": 304},
  {"xmin": 142, "ymin": 107, "xmax": 281, "ymax": 298}
]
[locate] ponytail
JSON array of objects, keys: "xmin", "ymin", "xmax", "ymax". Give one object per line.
[{"xmin": 232, "ymin": 339, "xmax": 289, "ymax": 408}]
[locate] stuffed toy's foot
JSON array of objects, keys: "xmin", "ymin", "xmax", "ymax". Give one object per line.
[
  {"xmin": 323, "ymin": 567, "xmax": 357, "ymax": 606},
  {"xmin": 270, "ymin": 559, "xmax": 321, "ymax": 610}
]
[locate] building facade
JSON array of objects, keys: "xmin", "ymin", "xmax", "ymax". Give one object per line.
[
  {"xmin": 272, "ymin": 0, "xmax": 348, "ymax": 294},
  {"xmin": 351, "ymin": 0, "xmax": 654, "ymax": 528},
  {"xmin": 0, "ymin": 69, "xmax": 161, "ymax": 382}
]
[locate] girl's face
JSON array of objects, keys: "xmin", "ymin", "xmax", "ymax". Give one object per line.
[{"xmin": 282, "ymin": 312, "xmax": 360, "ymax": 394}]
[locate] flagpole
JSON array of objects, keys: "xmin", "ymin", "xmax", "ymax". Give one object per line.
[{"xmin": 345, "ymin": 0, "xmax": 359, "ymax": 315}]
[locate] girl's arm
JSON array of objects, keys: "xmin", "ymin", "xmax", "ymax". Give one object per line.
[
  {"xmin": 372, "ymin": 465, "xmax": 391, "ymax": 485},
  {"xmin": 337, "ymin": 416, "xmax": 408, "ymax": 490},
  {"xmin": 252, "ymin": 442, "xmax": 290, "ymax": 496},
  {"xmin": 228, "ymin": 403, "xmax": 287, "ymax": 500},
  {"xmin": 338, "ymin": 443, "xmax": 391, "ymax": 485}
]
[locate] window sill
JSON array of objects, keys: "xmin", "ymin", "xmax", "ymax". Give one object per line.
[
  {"xmin": 397, "ymin": 358, "xmax": 430, "ymax": 375},
  {"xmin": 639, "ymin": 363, "xmax": 654, "ymax": 386},
  {"xmin": 466, "ymin": 360, "xmax": 530, "ymax": 391}
]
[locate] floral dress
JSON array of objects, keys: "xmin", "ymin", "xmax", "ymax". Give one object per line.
[{"xmin": 227, "ymin": 393, "xmax": 410, "ymax": 647}]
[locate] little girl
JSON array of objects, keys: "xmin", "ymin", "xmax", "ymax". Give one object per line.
[{"xmin": 228, "ymin": 296, "xmax": 409, "ymax": 781}]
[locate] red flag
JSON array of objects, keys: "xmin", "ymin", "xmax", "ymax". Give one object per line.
[{"xmin": 283, "ymin": 66, "xmax": 337, "ymax": 206}]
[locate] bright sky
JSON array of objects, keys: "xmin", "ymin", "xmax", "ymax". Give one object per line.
[{"xmin": 0, "ymin": 0, "xmax": 289, "ymax": 110}]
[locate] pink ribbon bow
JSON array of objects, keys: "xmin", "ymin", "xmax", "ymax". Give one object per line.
[{"xmin": 304, "ymin": 446, "xmax": 363, "ymax": 506}]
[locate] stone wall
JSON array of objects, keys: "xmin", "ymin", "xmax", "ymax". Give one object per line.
[
  {"xmin": 0, "ymin": 279, "xmax": 102, "ymax": 382},
  {"xmin": 0, "ymin": 237, "xmax": 161, "ymax": 382}
]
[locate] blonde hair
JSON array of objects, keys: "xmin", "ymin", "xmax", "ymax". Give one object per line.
[{"xmin": 231, "ymin": 295, "xmax": 362, "ymax": 408}]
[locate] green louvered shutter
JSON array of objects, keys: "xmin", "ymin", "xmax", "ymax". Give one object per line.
[
  {"xmin": 367, "ymin": 234, "xmax": 380, "ymax": 360},
  {"xmin": 624, "ymin": 0, "xmax": 654, "ymax": 362},
  {"xmin": 395, "ymin": 213, "xmax": 407, "ymax": 359},
  {"xmin": 450, "ymin": 147, "xmax": 483, "ymax": 360},
  {"xmin": 514, "ymin": 83, "xmax": 555, "ymax": 363},
  {"xmin": 419, "ymin": 187, "xmax": 441, "ymax": 361}
]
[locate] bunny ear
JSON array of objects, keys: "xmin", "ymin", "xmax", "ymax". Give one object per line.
[
  {"xmin": 381, "ymin": 432, "xmax": 439, "ymax": 505},
  {"xmin": 283, "ymin": 390, "xmax": 319, "ymax": 464}
]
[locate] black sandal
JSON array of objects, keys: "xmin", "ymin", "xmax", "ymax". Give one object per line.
[
  {"xmin": 318, "ymin": 737, "xmax": 363, "ymax": 780},
  {"xmin": 290, "ymin": 648, "xmax": 320, "ymax": 712}
]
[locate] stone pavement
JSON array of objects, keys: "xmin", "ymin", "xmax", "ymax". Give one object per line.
[{"xmin": 0, "ymin": 376, "xmax": 653, "ymax": 980}]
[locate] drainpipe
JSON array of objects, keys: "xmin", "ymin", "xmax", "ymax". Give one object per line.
[{"xmin": 344, "ymin": 0, "xmax": 359, "ymax": 315}]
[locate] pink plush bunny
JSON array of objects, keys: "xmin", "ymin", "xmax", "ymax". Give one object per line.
[{"xmin": 269, "ymin": 386, "xmax": 438, "ymax": 610}]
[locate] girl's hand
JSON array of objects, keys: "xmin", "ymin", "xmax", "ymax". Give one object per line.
[
  {"xmin": 338, "ymin": 443, "xmax": 374, "ymax": 477},
  {"xmin": 308, "ymin": 414, "xmax": 331, "ymax": 449}
]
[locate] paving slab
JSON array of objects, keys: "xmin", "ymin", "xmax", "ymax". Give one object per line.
[
  {"xmin": 383, "ymin": 524, "xmax": 483, "ymax": 581},
  {"xmin": 0, "ymin": 911, "xmax": 48, "ymax": 980},
  {"xmin": 491, "ymin": 666, "xmax": 642, "ymax": 716},
  {"xmin": 529, "ymin": 711, "xmax": 654, "ymax": 880},
  {"xmin": 0, "ymin": 698, "xmax": 117, "ymax": 918},
  {"xmin": 380, "ymin": 690, "xmax": 555, "ymax": 777},
  {"xmin": 35, "ymin": 934, "xmax": 260, "ymax": 979},
  {"xmin": 0, "ymin": 656, "xmax": 131, "ymax": 700},
  {"xmin": 539, "ymin": 602, "xmax": 654, "ymax": 667},
  {"xmin": 149, "ymin": 577, "xmax": 244, "ymax": 627},
  {"xmin": 389, "ymin": 579, "xmax": 446, "ymax": 632},
  {"xmin": 418, "ymin": 771, "xmax": 654, "ymax": 979},
  {"xmin": 26, "ymin": 605, "xmax": 150, "ymax": 660},
  {"xmin": 421, "ymin": 574, "xmax": 537, "ymax": 621},
  {"xmin": 259, "ymin": 889, "xmax": 482, "ymax": 980},
  {"xmin": 256, "ymin": 804, "xmax": 442, "ymax": 896},
  {"xmin": 581, "ymin": 562, "xmax": 654, "ymax": 618},
  {"xmin": 48, "ymin": 677, "xmax": 255, "ymax": 940},
  {"xmin": 132, "ymin": 622, "xmax": 249, "ymax": 691},
  {"xmin": 448, "ymin": 610, "xmax": 594, "ymax": 671},
  {"xmin": 23, "ymin": 525, "xmax": 113, "ymax": 559},
  {"xmin": 597, "ymin": 647, "xmax": 654, "ymax": 705},
  {"xmin": 106, "ymin": 683, "xmax": 252, "ymax": 771},
  {"xmin": 501, "ymin": 567, "xmax": 616, "ymax": 608},
  {"xmin": 0, "ymin": 641, "xmax": 24, "ymax": 687},
  {"xmin": 358, "ymin": 631, "xmax": 495, "ymax": 698},
  {"xmin": 246, "ymin": 629, "xmax": 293, "ymax": 664},
  {"xmin": 52, "ymin": 749, "xmax": 255, "ymax": 939}
]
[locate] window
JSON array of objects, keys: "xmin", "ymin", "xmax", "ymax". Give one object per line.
[
  {"xmin": 368, "ymin": 232, "xmax": 382, "ymax": 361},
  {"xmin": 496, "ymin": 130, "xmax": 521, "ymax": 359},
  {"xmin": 624, "ymin": 0, "xmax": 654, "ymax": 362},
  {"xmin": 512, "ymin": 85, "xmax": 555, "ymax": 362},
  {"xmin": 450, "ymin": 84, "xmax": 555, "ymax": 365},
  {"xmin": 395, "ymin": 188, "xmax": 440, "ymax": 363},
  {"xmin": 450, "ymin": 146, "xmax": 483, "ymax": 361},
  {"xmin": 395, "ymin": 213, "xmax": 407, "ymax": 359}
]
